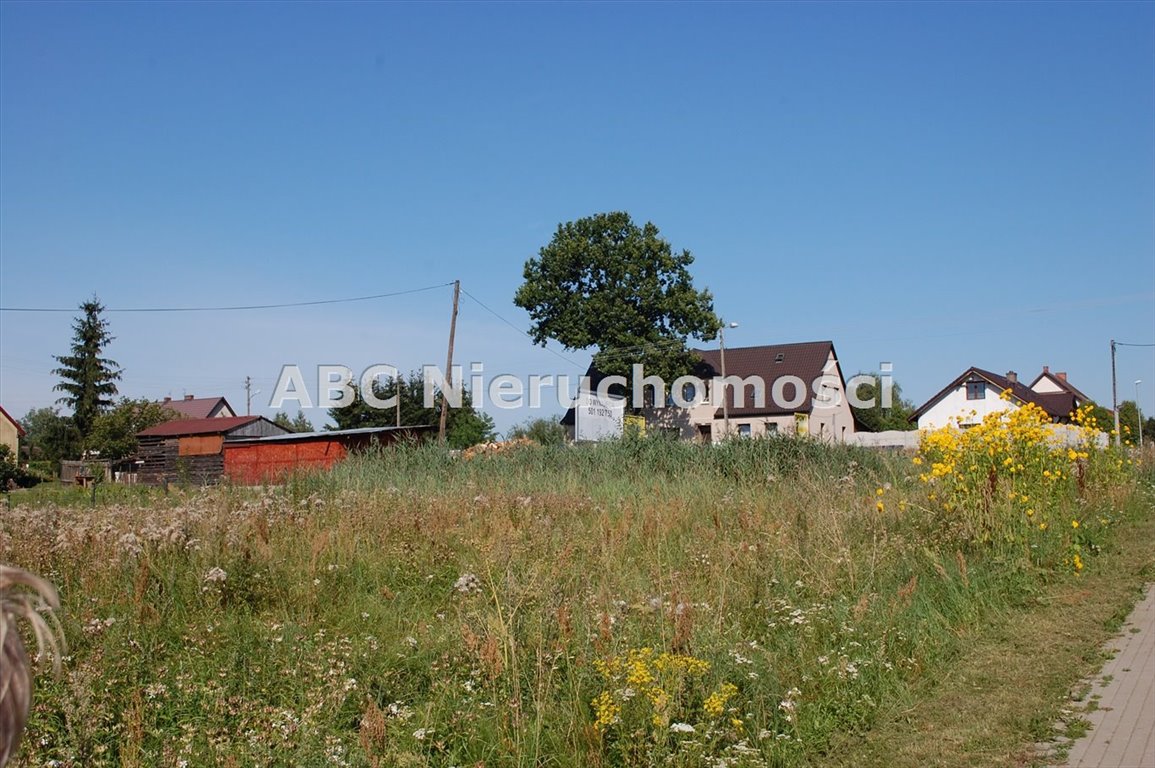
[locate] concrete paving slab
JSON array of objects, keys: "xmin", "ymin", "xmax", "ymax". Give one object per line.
[{"xmin": 1059, "ymin": 583, "xmax": 1155, "ymax": 768}]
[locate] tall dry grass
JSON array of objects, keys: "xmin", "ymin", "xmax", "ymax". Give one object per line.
[{"xmin": 1, "ymin": 436, "xmax": 1147, "ymax": 767}]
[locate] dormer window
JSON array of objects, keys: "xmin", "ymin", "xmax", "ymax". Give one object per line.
[{"xmin": 966, "ymin": 379, "xmax": 985, "ymax": 400}]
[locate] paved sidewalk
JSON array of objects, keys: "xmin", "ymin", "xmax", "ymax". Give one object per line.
[{"xmin": 1060, "ymin": 583, "xmax": 1155, "ymax": 768}]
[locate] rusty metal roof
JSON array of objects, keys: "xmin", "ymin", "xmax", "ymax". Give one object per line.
[
  {"xmin": 138, "ymin": 415, "xmax": 263, "ymax": 437},
  {"xmin": 225, "ymin": 425, "xmax": 435, "ymax": 444}
]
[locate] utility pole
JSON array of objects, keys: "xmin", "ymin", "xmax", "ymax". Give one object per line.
[
  {"xmin": 396, "ymin": 373, "xmax": 401, "ymax": 428},
  {"xmin": 1111, "ymin": 340, "xmax": 1120, "ymax": 446},
  {"xmin": 719, "ymin": 321, "xmax": 738, "ymax": 439},
  {"xmin": 438, "ymin": 280, "xmax": 461, "ymax": 443},
  {"xmin": 245, "ymin": 375, "xmax": 253, "ymax": 416}
]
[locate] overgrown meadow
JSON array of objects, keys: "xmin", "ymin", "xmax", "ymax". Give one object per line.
[{"xmin": 2, "ymin": 407, "xmax": 1149, "ymax": 768}]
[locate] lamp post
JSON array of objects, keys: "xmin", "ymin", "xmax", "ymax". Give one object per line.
[
  {"xmin": 719, "ymin": 321, "xmax": 738, "ymax": 438},
  {"xmin": 1136, "ymin": 380, "xmax": 1144, "ymax": 450}
]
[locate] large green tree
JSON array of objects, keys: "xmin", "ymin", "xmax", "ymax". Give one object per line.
[
  {"xmin": 514, "ymin": 212, "xmax": 720, "ymax": 399},
  {"xmin": 86, "ymin": 397, "xmax": 176, "ymax": 462},
  {"xmin": 849, "ymin": 374, "xmax": 917, "ymax": 432},
  {"xmin": 19, "ymin": 406, "xmax": 79, "ymax": 469},
  {"xmin": 327, "ymin": 372, "xmax": 495, "ymax": 450},
  {"xmin": 1117, "ymin": 400, "xmax": 1142, "ymax": 444},
  {"xmin": 52, "ymin": 297, "xmax": 122, "ymax": 439}
]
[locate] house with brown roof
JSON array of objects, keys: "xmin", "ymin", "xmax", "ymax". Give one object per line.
[
  {"xmin": 912, "ymin": 366, "xmax": 1090, "ymax": 430},
  {"xmin": 161, "ymin": 395, "xmax": 237, "ymax": 419},
  {"xmin": 0, "ymin": 405, "xmax": 25, "ymax": 457},
  {"xmin": 136, "ymin": 415, "xmax": 287, "ymax": 484},
  {"xmin": 564, "ymin": 341, "xmax": 857, "ymax": 443}
]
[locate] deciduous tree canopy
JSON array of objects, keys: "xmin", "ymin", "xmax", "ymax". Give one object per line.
[{"xmin": 514, "ymin": 212, "xmax": 719, "ymax": 392}]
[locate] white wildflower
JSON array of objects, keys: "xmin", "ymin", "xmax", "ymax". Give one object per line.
[
  {"xmin": 454, "ymin": 573, "xmax": 482, "ymax": 594},
  {"xmin": 203, "ymin": 567, "xmax": 227, "ymax": 583}
]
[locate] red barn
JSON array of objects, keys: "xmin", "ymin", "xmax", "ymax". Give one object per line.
[
  {"xmin": 223, "ymin": 426, "xmax": 432, "ymax": 485},
  {"xmin": 136, "ymin": 416, "xmax": 289, "ymax": 485}
]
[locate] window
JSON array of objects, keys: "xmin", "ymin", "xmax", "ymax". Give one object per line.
[
  {"xmin": 775, "ymin": 353, "xmax": 785, "ymax": 363},
  {"xmin": 738, "ymin": 423, "xmax": 752, "ymax": 437},
  {"xmin": 966, "ymin": 381, "xmax": 985, "ymax": 400},
  {"xmin": 765, "ymin": 422, "xmax": 778, "ymax": 434}
]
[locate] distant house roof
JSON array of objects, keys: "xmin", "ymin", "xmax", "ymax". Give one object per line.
[
  {"xmin": 161, "ymin": 396, "xmax": 235, "ymax": 420},
  {"xmin": 0, "ymin": 405, "xmax": 25, "ymax": 436},
  {"xmin": 138, "ymin": 415, "xmax": 271, "ymax": 438},
  {"xmin": 561, "ymin": 340, "xmax": 843, "ymax": 423},
  {"xmin": 693, "ymin": 341, "xmax": 842, "ymax": 416},
  {"xmin": 1029, "ymin": 367, "xmax": 1091, "ymax": 403},
  {"xmin": 911, "ymin": 367, "xmax": 1077, "ymax": 422}
]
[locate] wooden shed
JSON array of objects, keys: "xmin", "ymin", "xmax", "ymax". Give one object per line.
[
  {"xmin": 223, "ymin": 425, "xmax": 432, "ymax": 485},
  {"xmin": 136, "ymin": 416, "xmax": 289, "ymax": 485}
]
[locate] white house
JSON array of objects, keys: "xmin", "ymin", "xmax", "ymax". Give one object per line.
[
  {"xmin": 563, "ymin": 341, "xmax": 857, "ymax": 443},
  {"xmin": 913, "ymin": 366, "xmax": 1090, "ymax": 431}
]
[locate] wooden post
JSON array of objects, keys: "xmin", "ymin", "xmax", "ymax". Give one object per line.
[{"xmin": 439, "ymin": 281, "xmax": 461, "ymax": 443}]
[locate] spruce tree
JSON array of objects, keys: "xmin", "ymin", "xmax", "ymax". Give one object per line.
[{"xmin": 52, "ymin": 297, "xmax": 122, "ymax": 440}]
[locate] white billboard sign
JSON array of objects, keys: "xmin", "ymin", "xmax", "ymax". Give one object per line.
[{"xmin": 575, "ymin": 390, "xmax": 625, "ymax": 442}]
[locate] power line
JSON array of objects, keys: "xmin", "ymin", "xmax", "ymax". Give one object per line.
[
  {"xmin": 1115, "ymin": 342, "xmax": 1155, "ymax": 347},
  {"xmin": 0, "ymin": 283, "xmax": 454, "ymax": 313},
  {"xmin": 458, "ymin": 288, "xmax": 715, "ymax": 367},
  {"xmin": 459, "ymin": 288, "xmax": 584, "ymax": 369}
]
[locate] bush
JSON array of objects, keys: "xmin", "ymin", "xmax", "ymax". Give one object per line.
[{"xmin": 0, "ymin": 444, "xmax": 41, "ymax": 489}]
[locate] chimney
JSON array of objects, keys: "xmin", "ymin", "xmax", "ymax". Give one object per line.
[
  {"xmin": 162, "ymin": 396, "xmax": 171, "ymax": 404},
  {"xmin": 1042, "ymin": 365, "xmax": 1050, "ymax": 374},
  {"xmin": 184, "ymin": 394, "xmax": 195, "ymax": 401},
  {"xmin": 1006, "ymin": 371, "xmax": 1018, "ymax": 384},
  {"xmin": 1057, "ymin": 372, "xmax": 1067, "ymax": 382}
]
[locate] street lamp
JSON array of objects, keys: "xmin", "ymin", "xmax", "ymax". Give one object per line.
[
  {"xmin": 719, "ymin": 321, "xmax": 739, "ymax": 438},
  {"xmin": 1136, "ymin": 380, "xmax": 1143, "ymax": 450}
]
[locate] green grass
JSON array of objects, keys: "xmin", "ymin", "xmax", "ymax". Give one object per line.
[{"xmin": 4, "ymin": 436, "xmax": 1149, "ymax": 767}]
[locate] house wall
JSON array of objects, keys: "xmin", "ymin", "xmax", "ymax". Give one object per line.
[
  {"xmin": 643, "ymin": 400, "xmax": 717, "ymax": 441},
  {"xmin": 918, "ymin": 381, "xmax": 1014, "ymax": 430},
  {"xmin": 643, "ymin": 352, "xmax": 856, "ymax": 443},
  {"xmin": 806, "ymin": 351, "xmax": 855, "ymax": 442},
  {"xmin": 0, "ymin": 415, "xmax": 19, "ymax": 456},
  {"xmin": 1031, "ymin": 377, "xmax": 1064, "ymax": 394}
]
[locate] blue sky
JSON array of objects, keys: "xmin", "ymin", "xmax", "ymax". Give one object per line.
[{"xmin": 2, "ymin": 1, "xmax": 1153, "ymax": 435}]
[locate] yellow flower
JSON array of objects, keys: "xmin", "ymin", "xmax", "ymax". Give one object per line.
[
  {"xmin": 876, "ymin": 501, "xmax": 885, "ymax": 513},
  {"xmin": 592, "ymin": 691, "xmax": 621, "ymax": 730},
  {"xmin": 703, "ymin": 683, "xmax": 738, "ymax": 717},
  {"xmin": 1039, "ymin": 522, "xmax": 1048, "ymax": 531},
  {"xmin": 1071, "ymin": 520, "xmax": 1079, "ymax": 529}
]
